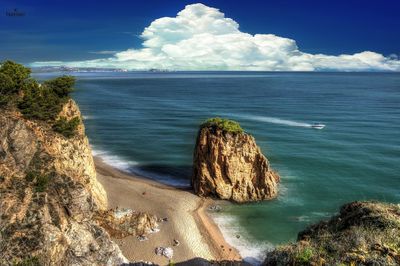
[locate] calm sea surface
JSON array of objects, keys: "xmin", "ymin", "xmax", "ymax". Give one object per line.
[{"xmin": 35, "ymin": 71, "xmax": 400, "ymax": 262}]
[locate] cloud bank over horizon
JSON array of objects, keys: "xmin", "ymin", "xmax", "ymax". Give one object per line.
[{"xmin": 32, "ymin": 3, "xmax": 400, "ymax": 71}]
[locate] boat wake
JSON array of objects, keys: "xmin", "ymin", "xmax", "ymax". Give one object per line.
[{"xmin": 226, "ymin": 114, "xmax": 314, "ymax": 128}]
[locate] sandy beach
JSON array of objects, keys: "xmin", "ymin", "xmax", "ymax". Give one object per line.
[{"xmin": 94, "ymin": 157, "xmax": 241, "ymax": 265}]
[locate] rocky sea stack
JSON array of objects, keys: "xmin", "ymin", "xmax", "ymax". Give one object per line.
[{"xmin": 192, "ymin": 118, "xmax": 280, "ymax": 203}]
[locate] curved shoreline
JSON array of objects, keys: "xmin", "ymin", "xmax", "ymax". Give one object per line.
[{"xmin": 94, "ymin": 156, "xmax": 241, "ymax": 264}]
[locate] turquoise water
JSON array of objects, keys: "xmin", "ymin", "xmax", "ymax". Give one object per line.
[{"xmin": 36, "ymin": 71, "xmax": 400, "ymax": 262}]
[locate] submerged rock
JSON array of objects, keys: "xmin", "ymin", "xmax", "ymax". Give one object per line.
[{"xmin": 192, "ymin": 118, "xmax": 280, "ymax": 203}]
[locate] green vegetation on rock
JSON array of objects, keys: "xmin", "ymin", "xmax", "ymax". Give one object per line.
[
  {"xmin": 35, "ymin": 174, "xmax": 50, "ymax": 192},
  {"xmin": 53, "ymin": 116, "xmax": 80, "ymax": 138},
  {"xmin": 201, "ymin": 117, "xmax": 243, "ymax": 134},
  {"xmin": 264, "ymin": 201, "xmax": 400, "ymax": 266},
  {"xmin": 0, "ymin": 60, "xmax": 78, "ymax": 137},
  {"xmin": 24, "ymin": 171, "xmax": 50, "ymax": 192},
  {"xmin": 0, "ymin": 61, "xmax": 31, "ymax": 107},
  {"xmin": 25, "ymin": 171, "xmax": 37, "ymax": 182},
  {"xmin": 14, "ymin": 256, "xmax": 41, "ymax": 266},
  {"xmin": 43, "ymin": 75, "xmax": 75, "ymax": 98}
]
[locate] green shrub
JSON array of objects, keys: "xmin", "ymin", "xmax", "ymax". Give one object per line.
[
  {"xmin": 25, "ymin": 171, "xmax": 37, "ymax": 182},
  {"xmin": 52, "ymin": 116, "xmax": 80, "ymax": 138},
  {"xmin": 18, "ymin": 79, "xmax": 68, "ymax": 121},
  {"xmin": 35, "ymin": 174, "xmax": 49, "ymax": 192},
  {"xmin": 0, "ymin": 65, "xmax": 26, "ymax": 107},
  {"xmin": 14, "ymin": 256, "xmax": 41, "ymax": 266},
  {"xmin": 201, "ymin": 117, "xmax": 243, "ymax": 134},
  {"xmin": 0, "ymin": 60, "xmax": 75, "ymax": 121},
  {"xmin": 43, "ymin": 75, "xmax": 75, "ymax": 97},
  {"xmin": 0, "ymin": 60, "xmax": 31, "ymax": 94},
  {"xmin": 295, "ymin": 247, "xmax": 314, "ymax": 264}
]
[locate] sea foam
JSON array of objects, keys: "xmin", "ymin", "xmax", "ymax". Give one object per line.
[
  {"xmin": 92, "ymin": 147, "xmax": 138, "ymax": 172},
  {"xmin": 210, "ymin": 212, "xmax": 273, "ymax": 265},
  {"xmin": 91, "ymin": 146, "xmax": 189, "ymax": 187}
]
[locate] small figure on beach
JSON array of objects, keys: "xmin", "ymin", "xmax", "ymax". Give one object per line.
[{"xmin": 137, "ymin": 235, "xmax": 148, "ymax": 241}]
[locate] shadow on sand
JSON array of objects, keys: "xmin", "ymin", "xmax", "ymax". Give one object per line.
[{"xmin": 124, "ymin": 257, "xmax": 253, "ymax": 265}]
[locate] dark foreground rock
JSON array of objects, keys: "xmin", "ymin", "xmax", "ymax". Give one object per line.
[{"xmin": 264, "ymin": 201, "xmax": 400, "ymax": 266}]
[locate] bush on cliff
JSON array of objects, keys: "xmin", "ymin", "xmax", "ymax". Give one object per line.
[
  {"xmin": 0, "ymin": 60, "xmax": 75, "ymax": 122},
  {"xmin": 0, "ymin": 60, "xmax": 31, "ymax": 93},
  {"xmin": 18, "ymin": 76, "xmax": 75, "ymax": 121},
  {"xmin": 52, "ymin": 116, "xmax": 80, "ymax": 138},
  {"xmin": 15, "ymin": 256, "xmax": 41, "ymax": 266},
  {"xmin": 201, "ymin": 117, "xmax": 243, "ymax": 134},
  {"xmin": 17, "ymin": 80, "xmax": 64, "ymax": 120},
  {"xmin": 35, "ymin": 174, "xmax": 50, "ymax": 192},
  {"xmin": 0, "ymin": 61, "xmax": 31, "ymax": 106},
  {"xmin": 43, "ymin": 75, "xmax": 75, "ymax": 98}
]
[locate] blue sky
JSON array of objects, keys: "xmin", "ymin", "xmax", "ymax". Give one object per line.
[{"xmin": 1, "ymin": 0, "xmax": 400, "ymax": 70}]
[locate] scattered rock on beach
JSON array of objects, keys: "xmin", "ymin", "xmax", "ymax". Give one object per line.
[
  {"xmin": 95, "ymin": 208, "xmax": 158, "ymax": 238},
  {"xmin": 158, "ymin": 217, "xmax": 168, "ymax": 222},
  {"xmin": 155, "ymin": 247, "xmax": 174, "ymax": 259},
  {"xmin": 208, "ymin": 205, "xmax": 222, "ymax": 212}
]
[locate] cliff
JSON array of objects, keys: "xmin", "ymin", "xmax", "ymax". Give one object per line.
[
  {"xmin": 192, "ymin": 118, "xmax": 280, "ymax": 203},
  {"xmin": 264, "ymin": 201, "xmax": 400, "ymax": 266},
  {"xmin": 0, "ymin": 99, "xmax": 132, "ymax": 265}
]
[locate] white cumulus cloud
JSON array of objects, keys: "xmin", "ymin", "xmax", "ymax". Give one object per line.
[{"xmin": 32, "ymin": 3, "xmax": 400, "ymax": 71}]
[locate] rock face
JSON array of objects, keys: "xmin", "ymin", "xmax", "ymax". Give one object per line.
[
  {"xmin": 264, "ymin": 201, "xmax": 400, "ymax": 266},
  {"xmin": 0, "ymin": 100, "xmax": 127, "ymax": 265},
  {"xmin": 192, "ymin": 125, "xmax": 280, "ymax": 203}
]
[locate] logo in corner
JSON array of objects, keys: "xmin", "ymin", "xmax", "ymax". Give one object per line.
[{"xmin": 6, "ymin": 8, "xmax": 26, "ymax": 17}]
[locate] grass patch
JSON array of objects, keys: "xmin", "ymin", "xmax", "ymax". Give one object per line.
[
  {"xmin": 35, "ymin": 174, "xmax": 49, "ymax": 192},
  {"xmin": 14, "ymin": 256, "xmax": 41, "ymax": 266},
  {"xmin": 25, "ymin": 171, "xmax": 37, "ymax": 182},
  {"xmin": 25, "ymin": 171, "xmax": 50, "ymax": 192},
  {"xmin": 295, "ymin": 247, "xmax": 314, "ymax": 264},
  {"xmin": 201, "ymin": 117, "xmax": 243, "ymax": 134},
  {"xmin": 52, "ymin": 116, "xmax": 80, "ymax": 138}
]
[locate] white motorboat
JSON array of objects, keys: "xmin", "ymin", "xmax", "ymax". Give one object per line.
[{"xmin": 311, "ymin": 123, "xmax": 325, "ymax": 129}]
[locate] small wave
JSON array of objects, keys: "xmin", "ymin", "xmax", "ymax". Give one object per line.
[
  {"xmin": 129, "ymin": 167, "xmax": 189, "ymax": 187},
  {"xmin": 224, "ymin": 114, "xmax": 313, "ymax": 128},
  {"xmin": 211, "ymin": 212, "xmax": 273, "ymax": 265},
  {"xmin": 92, "ymin": 148, "xmax": 138, "ymax": 172},
  {"xmin": 91, "ymin": 146, "xmax": 189, "ymax": 187},
  {"xmin": 82, "ymin": 115, "xmax": 95, "ymax": 120}
]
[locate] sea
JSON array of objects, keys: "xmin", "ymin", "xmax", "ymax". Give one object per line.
[{"xmin": 34, "ymin": 71, "xmax": 400, "ymax": 264}]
